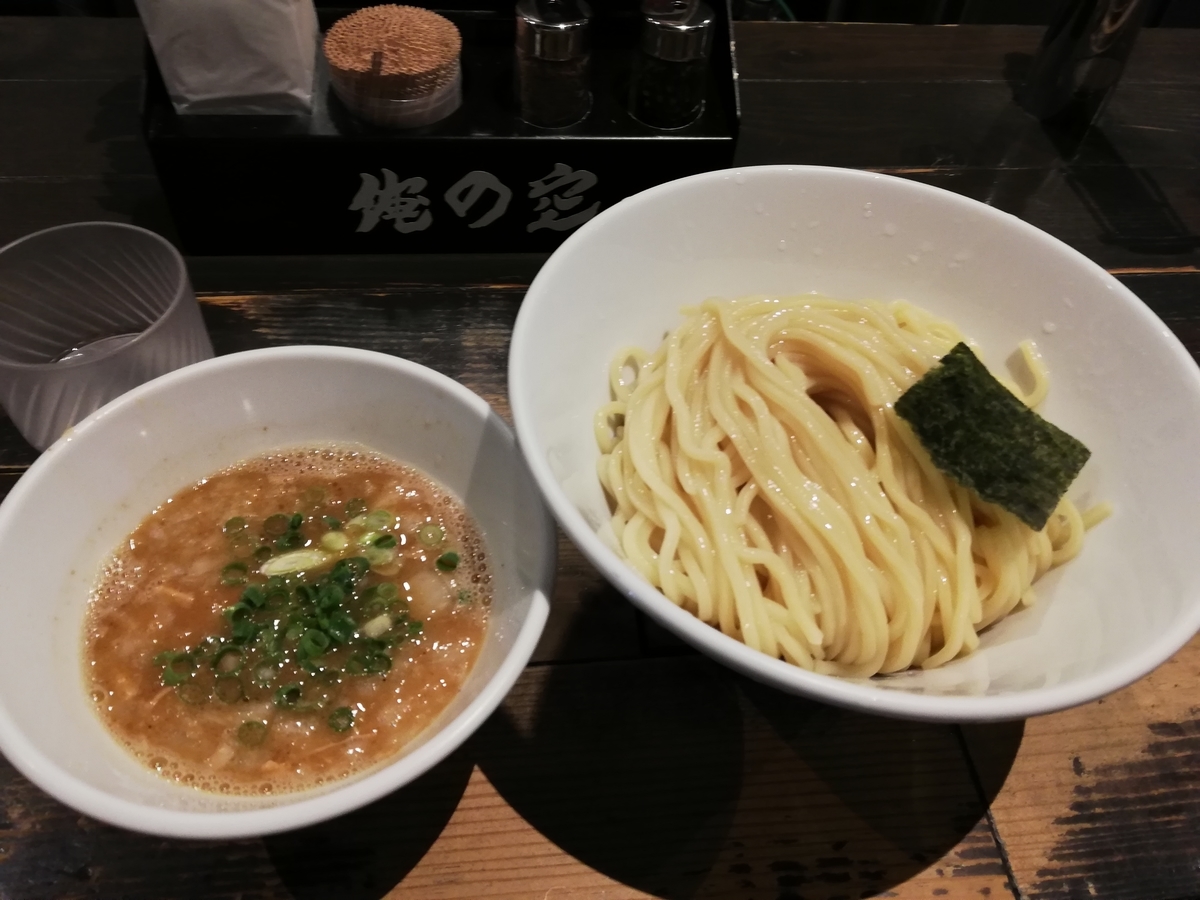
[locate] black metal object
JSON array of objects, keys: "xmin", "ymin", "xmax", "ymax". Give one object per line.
[
  {"xmin": 1017, "ymin": 0, "xmax": 1152, "ymax": 129},
  {"xmin": 142, "ymin": 2, "xmax": 738, "ymax": 255}
]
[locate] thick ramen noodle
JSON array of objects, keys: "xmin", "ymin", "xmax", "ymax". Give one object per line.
[
  {"xmin": 595, "ymin": 295, "xmax": 1107, "ymax": 677},
  {"xmin": 85, "ymin": 446, "xmax": 490, "ymax": 795}
]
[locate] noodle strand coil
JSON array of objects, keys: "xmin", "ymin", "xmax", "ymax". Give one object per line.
[{"xmin": 595, "ymin": 295, "xmax": 1100, "ymax": 677}]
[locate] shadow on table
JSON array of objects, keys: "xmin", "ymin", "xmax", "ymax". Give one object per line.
[
  {"xmin": 263, "ymin": 744, "xmax": 475, "ymax": 900},
  {"xmin": 475, "ymin": 641, "xmax": 1026, "ymax": 900}
]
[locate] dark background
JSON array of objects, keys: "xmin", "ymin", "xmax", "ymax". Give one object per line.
[
  {"xmin": 4, "ymin": 0, "xmax": 1199, "ymax": 24},
  {"xmin": 745, "ymin": 0, "xmax": 1200, "ymax": 24}
]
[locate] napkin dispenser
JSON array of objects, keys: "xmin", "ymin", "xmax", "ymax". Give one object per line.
[{"xmin": 141, "ymin": 0, "xmax": 739, "ymax": 255}]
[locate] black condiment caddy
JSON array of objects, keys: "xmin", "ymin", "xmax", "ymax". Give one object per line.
[{"xmin": 142, "ymin": 0, "xmax": 739, "ymax": 256}]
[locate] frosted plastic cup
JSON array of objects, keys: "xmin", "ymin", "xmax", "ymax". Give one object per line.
[{"xmin": 0, "ymin": 223, "xmax": 213, "ymax": 451}]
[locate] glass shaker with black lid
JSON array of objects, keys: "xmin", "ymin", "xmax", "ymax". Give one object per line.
[
  {"xmin": 516, "ymin": 0, "xmax": 592, "ymax": 128},
  {"xmin": 629, "ymin": 0, "xmax": 714, "ymax": 130}
]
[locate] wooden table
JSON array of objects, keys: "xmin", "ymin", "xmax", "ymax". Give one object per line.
[{"xmin": 1, "ymin": 16, "xmax": 1198, "ymax": 900}]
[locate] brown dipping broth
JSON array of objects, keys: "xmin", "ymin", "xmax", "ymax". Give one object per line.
[{"xmin": 85, "ymin": 446, "xmax": 490, "ymax": 796}]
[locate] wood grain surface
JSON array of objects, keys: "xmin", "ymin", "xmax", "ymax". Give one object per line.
[
  {"xmin": 0, "ymin": 15, "xmax": 1198, "ymax": 900},
  {"xmin": 964, "ymin": 636, "xmax": 1200, "ymax": 900}
]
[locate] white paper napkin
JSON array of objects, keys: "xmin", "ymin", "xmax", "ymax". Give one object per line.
[{"xmin": 136, "ymin": 0, "xmax": 318, "ymax": 115}]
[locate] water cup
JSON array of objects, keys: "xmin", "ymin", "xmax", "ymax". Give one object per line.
[{"xmin": 0, "ymin": 222, "xmax": 213, "ymax": 451}]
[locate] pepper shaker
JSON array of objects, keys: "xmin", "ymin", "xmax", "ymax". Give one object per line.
[
  {"xmin": 629, "ymin": 0, "xmax": 714, "ymax": 130},
  {"xmin": 516, "ymin": 0, "xmax": 592, "ymax": 129}
]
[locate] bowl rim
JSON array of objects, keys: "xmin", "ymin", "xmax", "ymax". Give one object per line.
[
  {"xmin": 508, "ymin": 163, "xmax": 1200, "ymax": 723},
  {"xmin": 0, "ymin": 344, "xmax": 554, "ymax": 838}
]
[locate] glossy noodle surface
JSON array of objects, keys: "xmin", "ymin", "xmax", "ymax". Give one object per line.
[{"xmin": 596, "ymin": 295, "xmax": 1098, "ymax": 677}]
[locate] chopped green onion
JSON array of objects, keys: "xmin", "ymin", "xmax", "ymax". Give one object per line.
[
  {"xmin": 407, "ymin": 619, "xmax": 424, "ymax": 637},
  {"xmin": 364, "ymin": 546, "xmax": 396, "ymax": 566},
  {"xmin": 253, "ymin": 662, "xmax": 278, "ymax": 686},
  {"xmin": 263, "ymin": 514, "xmax": 290, "ymax": 536},
  {"xmin": 315, "ymin": 581, "xmax": 344, "ymax": 611},
  {"xmin": 363, "ymin": 582, "xmax": 399, "ymax": 616},
  {"xmin": 154, "ymin": 650, "xmax": 194, "ymax": 687},
  {"xmin": 176, "ymin": 683, "xmax": 208, "ymax": 705},
  {"xmin": 237, "ymin": 720, "xmax": 268, "ymax": 747},
  {"xmin": 264, "ymin": 584, "xmax": 289, "ymax": 610},
  {"xmin": 224, "ymin": 517, "xmax": 246, "ymax": 534},
  {"xmin": 172, "ymin": 511, "xmax": 423, "ymax": 722},
  {"xmin": 333, "ymin": 557, "xmax": 370, "ymax": 584},
  {"xmin": 299, "ymin": 659, "xmax": 324, "ymax": 678},
  {"xmin": 220, "ymin": 562, "xmax": 249, "ymax": 585},
  {"xmin": 328, "ymin": 707, "xmax": 355, "ymax": 733},
  {"xmin": 418, "ymin": 524, "xmax": 444, "ymax": 546},
  {"xmin": 240, "ymin": 585, "xmax": 266, "ymax": 609},
  {"xmin": 275, "ymin": 532, "xmax": 303, "ymax": 550},
  {"xmin": 224, "ymin": 604, "xmax": 260, "ymax": 645},
  {"xmin": 457, "ymin": 590, "xmax": 472, "ymax": 604},
  {"xmin": 274, "ymin": 683, "xmax": 302, "ymax": 709},
  {"xmin": 345, "ymin": 651, "xmax": 392, "ymax": 676},
  {"xmin": 215, "ymin": 675, "xmax": 244, "ymax": 704},
  {"xmin": 363, "ymin": 510, "xmax": 392, "ymax": 531},
  {"xmin": 212, "ymin": 647, "xmax": 243, "ymax": 674},
  {"xmin": 436, "ymin": 551, "xmax": 459, "ymax": 572},
  {"xmin": 319, "ymin": 610, "xmax": 357, "ymax": 643},
  {"xmin": 260, "ymin": 548, "xmax": 331, "ymax": 577},
  {"xmin": 231, "ymin": 621, "xmax": 260, "ymax": 646},
  {"xmin": 345, "ymin": 498, "xmax": 367, "ymax": 518},
  {"xmin": 321, "ymin": 531, "xmax": 350, "ymax": 552},
  {"xmin": 298, "ymin": 629, "xmax": 331, "ymax": 659},
  {"xmin": 227, "ymin": 531, "xmax": 254, "ymax": 554}
]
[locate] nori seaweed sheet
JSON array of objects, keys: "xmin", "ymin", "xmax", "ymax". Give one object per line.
[{"xmin": 894, "ymin": 342, "xmax": 1091, "ymax": 530}]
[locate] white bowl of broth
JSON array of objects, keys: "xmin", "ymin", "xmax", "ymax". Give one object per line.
[
  {"xmin": 0, "ymin": 346, "xmax": 554, "ymax": 837},
  {"xmin": 508, "ymin": 165, "xmax": 1200, "ymax": 722}
]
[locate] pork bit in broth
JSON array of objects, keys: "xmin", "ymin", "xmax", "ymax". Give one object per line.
[{"xmin": 85, "ymin": 446, "xmax": 490, "ymax": 796}]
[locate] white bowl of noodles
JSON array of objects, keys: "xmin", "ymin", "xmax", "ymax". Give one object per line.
[
  {"xmin": 0, "ymin": 346, "xmax": 555, "ymax": 837},
  {"xmin": 508, "ymin": 165, "xmax": 1200, "ymax": 722}
]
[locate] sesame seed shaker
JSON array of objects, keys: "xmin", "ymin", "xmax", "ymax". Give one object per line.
[
  {"xmin": 516, "ymin": 0, "xmax": 593, "ymax": 128},
  {"xmin": 629, "ymin": 0, "xmax": 714, "ymax": 130}
]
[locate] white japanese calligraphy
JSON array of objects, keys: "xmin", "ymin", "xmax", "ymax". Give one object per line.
[
  {"xmin": 444, "ymin": 170, "xmax": 513, "ymax": 229},
  {"xmin": 527, "ymin": 163, "xmax": 600, "ymax": 233},
  {"xmin": 349, "ymin": 169, "xmax": 433, "ymax": 233}
]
